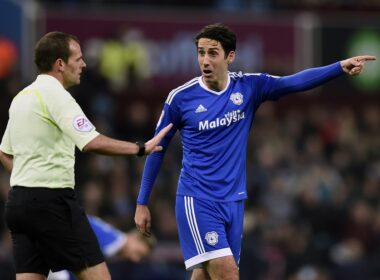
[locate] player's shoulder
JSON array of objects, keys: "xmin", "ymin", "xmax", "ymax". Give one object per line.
[
  {"xmin": 228, "ymin": 71, "xmax": 265, "ymax": 80},
  {"xmin": 87, "ymin": 215, "xmax": 118, "ymax": 234},
  {"xmin": 229, "ymin": 71, "xmax": 279, "ymax": 85},
  {"xmin": 88, "ymin": 215, "xmax": 102, "ymax": 228},
  {"xmin": 166, "ymin": 76, "xmax": 200, "ymax": 105}
]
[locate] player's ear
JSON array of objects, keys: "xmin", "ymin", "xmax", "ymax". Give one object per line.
[{"xmin": 227, "ymin": 51, "xmax": 235, "ymax": 64}]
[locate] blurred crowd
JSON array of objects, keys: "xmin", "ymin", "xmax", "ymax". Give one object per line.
[
  {"xmin": 35, "ymin": 0, "xmax": 380, "ymax": 12},
  {"xmin": 0, "ymin": 25, "xmax": 380, "ymax": 280}
]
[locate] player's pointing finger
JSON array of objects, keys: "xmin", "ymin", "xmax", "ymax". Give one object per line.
[{"xmin": 358, "ymin": 55, "xmax": 377, "ymax": 61}]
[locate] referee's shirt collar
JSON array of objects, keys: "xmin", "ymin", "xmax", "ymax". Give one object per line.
[{"xmin": 36, "ymin": 74, "xmax": 64, "ymax": 89}]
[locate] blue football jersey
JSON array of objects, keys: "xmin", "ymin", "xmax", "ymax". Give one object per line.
[
  {"xmin": 88, "ymin": 215, "xmax": 126, "ymax": 257},
  {"xmin": 138, "ymin": 62, "xmax": 343, "ymax": 204}
]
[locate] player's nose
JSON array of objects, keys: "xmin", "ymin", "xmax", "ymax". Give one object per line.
[
  {"xmin": 202, "ymin": 55, "xmax": 211, "ymax": 65},
  {"xmin": 202, "ymin": 60, "xmax": 210, "ymax": 67}
]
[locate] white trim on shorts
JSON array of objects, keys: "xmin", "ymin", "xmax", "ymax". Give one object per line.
[
  {"xmin": 184, "ymin": 196, "xmax": 205, "ymax": 254},
  {"xmin": 185, "ymin": 247, "xmax": 233, "ymax": 270}
]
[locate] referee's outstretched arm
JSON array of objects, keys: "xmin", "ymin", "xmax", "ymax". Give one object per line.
[{"xmin": 82, "ymin": 123, "xmax": 172, "ymax": 156}]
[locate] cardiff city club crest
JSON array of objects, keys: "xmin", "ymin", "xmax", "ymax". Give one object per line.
[
  {"xmin": 230, "ymin": 92, "xmax": 243, "ymax": 105},
  {"xmin": 205, "ymin": 231, "xmax": 219, "ymax": 246}
]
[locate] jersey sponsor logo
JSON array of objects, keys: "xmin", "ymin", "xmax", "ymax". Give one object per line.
[
  {"xmin": 230, "ymin": 92, "xmax": 243, "ymax": 105},
  {"xmin": 199, "ymin": 110, "xmax": 245, "ymax": 131},
  {"xmin": 205, "ymin": 231, "xmax": 219, "ymax": 246},
  {"xmin": 195, "ymin": 104, "xmax": 207, "ymax": 113},
  {"xmin": 73, "ymin": 115, "xmax": 94, "ymax": 132}
]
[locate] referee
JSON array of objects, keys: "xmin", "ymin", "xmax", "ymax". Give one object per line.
[{"xmin": 0, "ymin": 32, "xmax": 172, "ymax": 280}]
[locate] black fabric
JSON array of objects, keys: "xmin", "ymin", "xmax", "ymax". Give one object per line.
[{"xmin": 4, "ymin": 186, "xmax": 104, "ymax": 275}]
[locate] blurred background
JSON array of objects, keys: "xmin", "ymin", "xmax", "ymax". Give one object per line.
[{"xmin": 1, "ymin": 0, "xmax": 380, "ymax": 279}]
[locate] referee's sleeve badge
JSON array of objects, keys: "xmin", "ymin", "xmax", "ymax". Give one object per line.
[{"xmin": 73, "ymin": 115, "xmax": 94, "ymax": 132}]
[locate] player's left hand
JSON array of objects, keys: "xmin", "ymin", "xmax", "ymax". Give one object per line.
[
  {"xmin": 135, "ymin": 204, "xmax": 152, "ymax": 237},
  {"xmin": 340, "ymin": 55, "xmax": 376, "ymax": 76}
]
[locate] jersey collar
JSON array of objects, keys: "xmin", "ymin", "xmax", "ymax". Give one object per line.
[
  {"xmin": 36, "ymin": 74, "xmax": 65, "ymax": 90},
  {"xmin": 198, "ymin": 74, "xmax": 230, "ymax": 96}
]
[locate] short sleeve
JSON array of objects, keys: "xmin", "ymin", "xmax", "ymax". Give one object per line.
[
  {"xmin": 45, "ymin": 89, "xmax": 99, "ymax": 150},
  {"xmin": 0, "ymin": 120, "xmax": 13, "ymax": 155}
]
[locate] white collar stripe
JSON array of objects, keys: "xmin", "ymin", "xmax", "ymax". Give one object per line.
[
  {"xmin": 198, "ymin": 75, "xmax": 231, "ymax": 96},
  {"xmin": 166, "ymin": 78, "xmax": 199, "ymax": 105}
]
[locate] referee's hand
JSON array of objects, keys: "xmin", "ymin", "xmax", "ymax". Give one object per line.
[
  {"xmin": 144, "ymin": 123, "xmax": 173, "ymax": 155},
  {"xmin": 135, "ymin": 204, "xmax": 152, "ymax": 237}
]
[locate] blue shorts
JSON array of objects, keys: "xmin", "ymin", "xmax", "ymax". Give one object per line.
[{"xmin": 175, "ymin": 195, "xmax": 244, "ymax": 270}]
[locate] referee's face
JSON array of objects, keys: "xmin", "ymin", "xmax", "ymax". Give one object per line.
[
  {"xmin": 62, "ymin": 40, "xmax": 87, "ymax": 89},
  {"xmin": 197, "ymin": 38, "xmax": 235, "ymax": 91}
]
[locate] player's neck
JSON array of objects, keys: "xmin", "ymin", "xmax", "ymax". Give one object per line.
[{"xmin": 203, "ymin": 74, "xmax": 228, "ymax": 92}]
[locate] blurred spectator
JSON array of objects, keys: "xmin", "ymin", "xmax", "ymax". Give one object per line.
[
  {"xmin": 0, "ymin": 38, "xmax": 17, "ymax": 80},
  {"xmin": 98, "ymin": 29, "xmax": 151, "ymax": 91}
]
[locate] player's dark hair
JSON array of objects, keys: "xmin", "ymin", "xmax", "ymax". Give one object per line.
[
  {"xmin": 195, "ymin": 23, "xmax": 236, "ymax": 57},
  {"xmin": 34, "ymin": 31, "xmax": 79, "ymax": 73}
]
